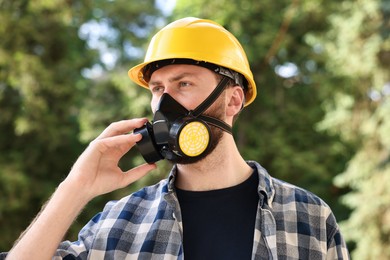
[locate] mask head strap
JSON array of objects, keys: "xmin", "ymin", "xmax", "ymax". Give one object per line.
[
  {"xmin": 189, "ymin": 76, "xmax": 233, "ymax": 135},
  {"xmin": 190, "ymin": 76, "xmax": 230, "ymax": 117}
]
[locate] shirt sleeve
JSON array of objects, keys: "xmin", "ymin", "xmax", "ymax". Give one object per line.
[
  {"xmin": 53, "ymin": 201, "xmax": 116, "ymax": 259},
  {"xmin": 326, "ymin": 213, "xmax": 350, "ymax": 260},
  {"xmin": 0, "ymin": 211, "xmax": 107, "ymax": 260}
]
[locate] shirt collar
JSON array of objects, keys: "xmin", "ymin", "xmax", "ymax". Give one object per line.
[
  {"xmin": 247, "ymin": 160, "xmax": 275, "ymax": 208},
  {"xmin": 166, "ymin": 161, "xmax": 275, "ymax": 208}
]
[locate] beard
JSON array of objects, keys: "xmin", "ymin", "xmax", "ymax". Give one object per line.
[{"xmin": 170, "ymin": 96, "xmax": 226, "ymax": 165}]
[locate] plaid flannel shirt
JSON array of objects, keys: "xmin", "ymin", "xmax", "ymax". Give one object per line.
[{"xmin": 54, "ymin": 161, "xmax": 350, "ymax": 259}]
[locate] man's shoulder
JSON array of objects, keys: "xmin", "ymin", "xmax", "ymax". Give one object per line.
[
  {"xmin": 270, "ymin": 175, "xmax": 336, "ymax": 224},
  {"xmin": 130, "ymin": 178, "xmax": 170, "ymax": 200},
  {"xmin": 103, "ymin": 178, "xmax": 170, "ymax": 213},
  {"xmin": 248, "ymin": 161, "xmax": 331, "ymax": 211},
  {"xmin": 271, "ymin": 177, "xmax": 327, "ymax": 207}
]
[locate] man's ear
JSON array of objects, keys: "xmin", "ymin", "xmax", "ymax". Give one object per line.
[{"xmin": 226, "ymin": 86, "xmax": 245, "ymax": 117}]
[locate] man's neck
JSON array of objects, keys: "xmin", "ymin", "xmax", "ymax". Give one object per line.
[{"xmin": 174, "ymin": 135, "xmax": 253, "ymax": 191}]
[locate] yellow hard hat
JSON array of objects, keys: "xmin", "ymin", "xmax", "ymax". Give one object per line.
[{"xmin": 128, "ymin": 17, "xmax": 257, "ymax": 106}]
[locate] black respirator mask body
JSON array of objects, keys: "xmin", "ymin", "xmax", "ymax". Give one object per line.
[{"xmin": 134, "ymin": 77, "xmax": 232, "ymax": 164}]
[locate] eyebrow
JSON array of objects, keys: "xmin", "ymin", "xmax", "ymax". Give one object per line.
[{"xmin": 148, "ymin": 72, "xmax": 198, "ymax": 86}]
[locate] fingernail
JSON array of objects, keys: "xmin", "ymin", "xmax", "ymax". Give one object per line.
[{"xmin": 133, "ymin": 133, "xmax": 142, "ymax": 140}]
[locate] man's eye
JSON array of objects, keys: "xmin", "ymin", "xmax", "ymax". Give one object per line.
[
  {"xmin": 152, "ymin": 86, "xmax": 164, "ymax": 93},
  {"xmin": 179, "ymin": 82, "xmax": 191, "ymax": 87}
]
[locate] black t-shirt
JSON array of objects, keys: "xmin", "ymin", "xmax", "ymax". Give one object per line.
[{"xmin": 175, "ymin": 170, "xmax": 259, "ymax": 260}]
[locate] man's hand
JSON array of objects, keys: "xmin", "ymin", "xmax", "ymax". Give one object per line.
[{"xmin": 64, "ymin": 118, "xmax": 156, "ymax": 200}]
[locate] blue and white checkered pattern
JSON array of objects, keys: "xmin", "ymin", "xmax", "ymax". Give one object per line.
[{"xmin": 55, "ymin": 161, "xmax": 350, "ymax": 259}]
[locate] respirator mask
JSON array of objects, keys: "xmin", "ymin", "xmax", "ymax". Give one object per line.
[{"xmin": 134, "ymin": 61, "xmax": 245, "ymax": 164}]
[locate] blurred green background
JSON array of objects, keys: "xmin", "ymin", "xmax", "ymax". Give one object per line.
[{"xmin": 0, "ymin": 0, "xmax": 389, "ymax": 258}]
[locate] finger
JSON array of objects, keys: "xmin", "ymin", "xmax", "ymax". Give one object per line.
[
  {"xmin": 119, "ymin": 163, "xmax": 157, "ymax": 188},
  {"xmin": 97, "ymin": 118, "xmax": 148, "ymax": 139},
  {"xmin": 93, "ymin": 133, "xmax": 143, "ymax": 155}
]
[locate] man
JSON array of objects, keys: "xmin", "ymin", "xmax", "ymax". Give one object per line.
[{"xmin": 5, "ymin": 17, "xmax": 349, "ymax": 259}]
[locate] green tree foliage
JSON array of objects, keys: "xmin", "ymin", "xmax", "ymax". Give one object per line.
[
  {"xmin": 314, "ymin": 0, "xmax": 390, "ymax": 258},
  {"xmin": 0, "ymin": 0, "xmax": 165, "ymax": 251},
  {"xmin": 173, "ymin": 0, "xmax": 354, "ymax": 221},
  {"xmin": 0, "ymin": 0, "xmax": 93, "ymax": 250}
]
